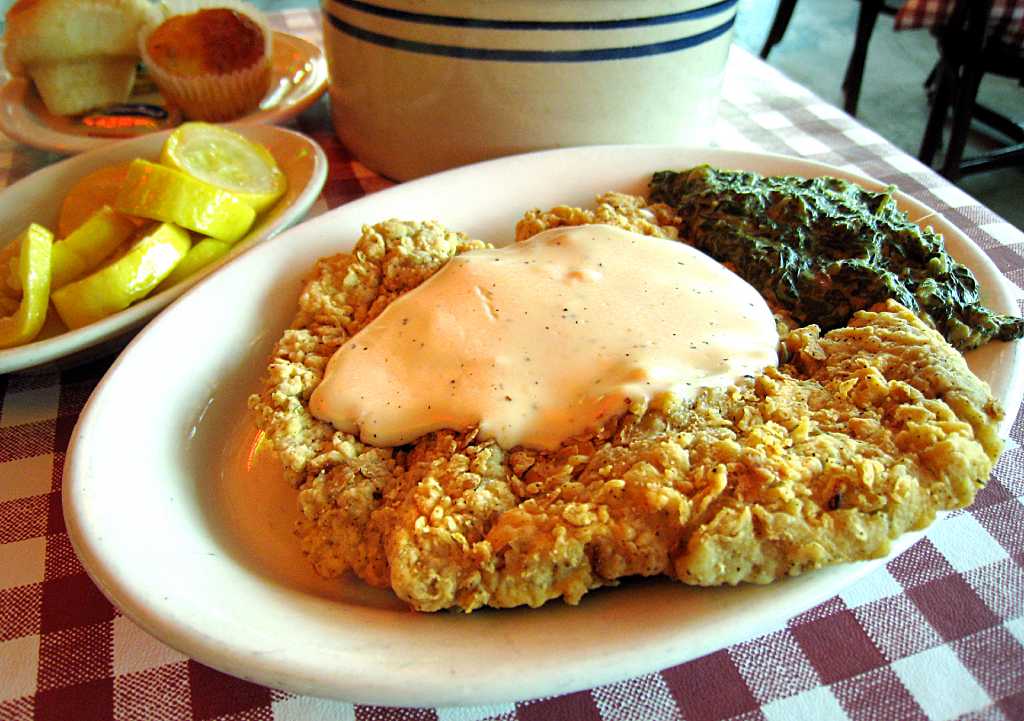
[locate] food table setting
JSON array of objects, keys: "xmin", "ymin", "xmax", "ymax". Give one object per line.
[{"xmin": 1, "ymin": 1, "xmax": 1023, "ymax": 720}]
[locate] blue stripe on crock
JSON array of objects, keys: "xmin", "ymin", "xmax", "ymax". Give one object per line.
[
  {"xmin": 323, "ymin": 13, "xmax": 736, "ymax": 62},
  {"xmin": 326, "ymin": 0, "xmax": 737, "ymax": 30}
]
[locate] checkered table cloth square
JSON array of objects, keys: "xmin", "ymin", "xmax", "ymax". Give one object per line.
[
  {"xmin": 1, "ymin": 8, "xmax": 1023, "ymax": 720},
  {"xmin": 895, "ymin": 0, "xmax": 1024, "ymax": 48}
]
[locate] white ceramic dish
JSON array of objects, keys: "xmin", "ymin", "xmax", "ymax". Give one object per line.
[
  {"xmin": 64, "ymin": 146, "xmax": 1023, "ymax": 707},
  {"xmin": 0, "ymin": 33, "xmax": 328, "ymax": 155},
  {"xmin": 0, "ymin": 124, "xmax": 327, "ymax": 374}
]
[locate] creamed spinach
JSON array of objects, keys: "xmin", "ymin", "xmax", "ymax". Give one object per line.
[{"xmin": 650, "ymin": 165, "xmax": 1023, "ymax": 350}]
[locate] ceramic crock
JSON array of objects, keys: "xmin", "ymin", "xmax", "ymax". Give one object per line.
[{"xmin": 322, "ymin": 0, "xmax": 736, "ymax": 179}]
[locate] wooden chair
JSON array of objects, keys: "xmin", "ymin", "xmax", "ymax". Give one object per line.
[
  {"xmin": 917, "ymin": 0, "xmax": 1024, "ymax": 179},
  {"xmin": 760, "ymin": 0, "xmax": 900, "ymax": 116}
]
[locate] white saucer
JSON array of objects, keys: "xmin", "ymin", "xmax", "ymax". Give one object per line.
[{"xmin": 0, "ymin": 32, "xmax": 328, "ymax": 155}]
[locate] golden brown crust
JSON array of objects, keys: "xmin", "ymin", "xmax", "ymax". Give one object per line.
[
  {"xmin": 146, "ymin": 9, "xmax": 265, "ymax": 76},
  {"xmin": 250, "ymin": 209, "xmax": 1004, "ymax": 613},
  {"xmin": 515, "ymin": 192, "xmax": 680, "ymax": 242}
]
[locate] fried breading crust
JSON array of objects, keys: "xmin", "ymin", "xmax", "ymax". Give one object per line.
[
  {"xmin": 515, "ymin": 191, "xmax": 680, "ymax": 242},
  {"xmin": 249, "ymin": 208, "xmax": 1003, "ymax": 613}
]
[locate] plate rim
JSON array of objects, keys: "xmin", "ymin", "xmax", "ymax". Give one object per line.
[
  {"xmin": 0, "ymin": 31, "xmax": 328, "ymax": 155},
  {"xmin": 63, "ymin": 143, "xmax": 1024, "ymax": 706},
  {"xmin": 0, "ymin": 124, "xmax": 328, "ymax": 374}
]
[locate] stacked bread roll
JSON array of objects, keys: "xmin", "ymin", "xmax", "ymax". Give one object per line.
[{"xmin": 4, "ymin": 0, "xmax": 156, "ymax": 116}]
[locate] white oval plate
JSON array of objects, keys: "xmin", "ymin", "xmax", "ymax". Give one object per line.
[
  {"xmin": 64, "ymin": 146, "xmax": 1023, "ymax": 707},
  {"xmin": 0, "ymin": 124, "xmax": 327, "ymax": 374},
  {"xmin": 0, "ymin": 32, "xmax": 328, "ymax": 155}
]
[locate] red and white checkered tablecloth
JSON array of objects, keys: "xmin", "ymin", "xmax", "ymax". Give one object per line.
[
  {"xmin": 2, "ymin": 7, "xmax": 1023, "ymax": 721},
  {"xmin": 895, "ymin": 0, "xmax": 1024, "ymax": 47}
]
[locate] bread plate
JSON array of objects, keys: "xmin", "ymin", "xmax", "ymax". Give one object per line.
[
  {"xmin": 0, "ymin": 124, "xmax": 327, "ymax": 373},
  {"xmin": 63, "ymin": 146, "xmax": 1023, "ymax": 706},
  {"xmin": 0, "ymin": 32, "xmax": 327, "ymax": 155}
]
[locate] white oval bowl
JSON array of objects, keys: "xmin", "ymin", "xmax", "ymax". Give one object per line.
[
  {"xmin": 0, "ymin": 124, "xmax": 328, "ymax": 373},
  {"xmin": 322, "ymin": 0, "xmax": 736, "ymax": 179},
  {"xmin": 64, "ymin": 145, "xmax": 1023, "ymax": 707}
]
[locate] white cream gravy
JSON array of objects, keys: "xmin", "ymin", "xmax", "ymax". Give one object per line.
[{"xmin": 310, "ymin": 224, "xmax": 778, "ymax": 450}]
